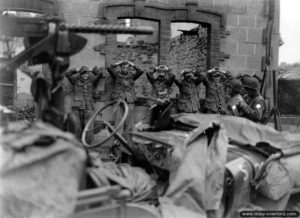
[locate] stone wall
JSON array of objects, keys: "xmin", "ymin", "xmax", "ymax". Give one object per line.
[{"xmin": 169, "ymin": 25, "xmax": 208, "ymax": 73}]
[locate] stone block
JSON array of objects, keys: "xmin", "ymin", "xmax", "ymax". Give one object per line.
[
  {"xmin": 79, "ymin": 17, "xmax": 98, "ymax": 25},
  {"xmin": 234, "ymin": 69, "xmax": 255, "ymax": 76},
  {"xmin": 71, "ymin": 2, "xmax": 90, "ymax": 16},
  {"xmin": 227, "ymin": 14, "xmax": 238, "ymax": 26},
  {"xmin": 247, "ymin": 56, "xmax": 262, "ymax": 70},
  {"xmin": 229, "ymin": 27, "xmax": 247, "ymax": 41},
  {"xmin": 247, "ymin": 0, "xmax": 265, "ymax": 16},
  {"xmin": 238, "ymin": 42, "xmax": 255, "ymax": 56},
  {"xmin": 247, "ymin": 28, "xmax": 263, "ymax": 43},
  {"xmin": 230, "ymin": 0, "xmax": 247, "ymax": 14},
  {"xmin": 59, "ymin": 1, "xmax": 72, "ymax": 15},
  {"xmin": 238, "ymin": 15, "xmax": 256, "ymax": 27},
  {"xmin": 221, "ymin": 40, "xmax": 237, "ymax": 55},
  {"xmin": 255, "ymin": 15, "xmax": 267, "ymax": 28},
  {"xmin": 198, "ymin": 0, "xmax": 214, "ymax": 9},
  {"xmin": 64, "ymin": 15, "xmax": 79, "ymax": 25},
  {"xmin": 253, "ymin": 70, "xmax": 264, "ymax": 78},
  {"xmin": 214, "ymin": 0, "xmax": 230, "ymax": 13},
  {"xmin": 89, "ymin": 2, "xmax": 99, "ymax": 18},
  {"xmin": 255, "ymin": 44, "xmax": 265, "ymax": 56},
  {"xmin": 228, "ymin": 55, "xmax": 246, "ymax": 69}
]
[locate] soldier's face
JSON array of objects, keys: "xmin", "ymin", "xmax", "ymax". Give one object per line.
[
  {"xmin": 245, "ymin": 87, "xmax": 257, "ymax": 96},
  {"xmin": 184, "ymin": 73, "xmax": 193, "ymax": 81},
  {"xmin": 121, "ymin": 64, "xmax": 130, "ymax": 74},
  {"xmin": 157, "ymin": 70, "xmax": 166, "ymax": 79},
  {"xmin": 213, "ymin": 75, "xmax": 221, "ymax": 83},
  {"xmin": 81, "ymin": 72, "xmax": 89, "ymax": 80}
]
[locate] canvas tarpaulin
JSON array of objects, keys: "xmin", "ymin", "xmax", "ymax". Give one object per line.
[
  {"xmin": 171, "ymin": 113, "xmax": 300, "ymax": 149},
  {"xmin": 158, "ymin": 118, "xmax": 228, "ymax": 218},
  {"xmin": 0, "ymin": 121, "xmax": 86, "ymax": 218},
  {"xmin": 171, "ymin": 113, "xmax": 300, "ymax": 200},
  {"xmin": 88, "ymin": 162, "xmax": 157, "ymax": 203}
]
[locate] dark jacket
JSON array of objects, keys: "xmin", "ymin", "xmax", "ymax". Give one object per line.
[
  {"xmin": 175, "ymin": 77, "xmax": 202, "ymax": 113},
  {"xmin": 107, "ymin": 65, "xmax": 144, "ymax": 103},
  {"xmin": 146, "ymin": 70, "xmax": 175, "ymax": 101},
  {"xmin": 65, "ymin": 68, "xmax": 102, "ymax": 110},
  {"xmin": 239, "ymin": 94, "xmax": 266, "ymax": 122},
  {"xmin": 200, "ymin": 72, "xmax": 232, "ymax": 114},
  {"xmin": 225, "ymin": 94, "xmax": 244, "ymax": 116}
]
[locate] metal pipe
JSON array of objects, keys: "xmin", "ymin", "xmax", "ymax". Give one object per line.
[{"xmin": 65, "ymin": 24, "xmax": 154, "ymax": 35}]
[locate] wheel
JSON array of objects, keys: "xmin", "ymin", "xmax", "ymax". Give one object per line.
[{"xmin": 82, "ymin": 99, "xmax": 128, "ymax": 149}]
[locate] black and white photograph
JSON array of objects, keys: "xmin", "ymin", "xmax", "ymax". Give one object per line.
[{"xmin": 0, "ymin": 0, "xmax": 299, "ymax": 217}]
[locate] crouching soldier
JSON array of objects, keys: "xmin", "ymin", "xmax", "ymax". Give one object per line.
[
  {"xmin": 175, "ymin": 68, "xmax": 202, "ymax": 113},
  {"xmin": 107, "ymin": 60, "xmax": 144, "ymax": 140},
  {"xmin": 149, "ymin": 88, "xmax": 173, "ymax": 130},
  {"xmin": 225, "ymin": 79, "xmax": 245, "ymax": 116},
  {"xmin": 65, "ymin": 66, "xmax": 103, "ymax": 142},
  {"xmin": 237, "ymin": 76, "xmax": 266, "ymax": 123},
  {"xmin": 200, "ymin": 67, "xmax": 232, "ymax": 114}
]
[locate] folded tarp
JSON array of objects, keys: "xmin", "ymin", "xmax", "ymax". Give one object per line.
[
  {"xmin": 0, "ymin": 121, "xmax": 86, "ymax": 218},
  {"xmin": 159, "ymin": 118, "xmax": 228, "ymax": 218}
]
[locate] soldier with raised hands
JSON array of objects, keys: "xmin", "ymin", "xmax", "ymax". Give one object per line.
[
  {"xmin": 65, "ymin": 65, "xmax": 103, "ymax": 142},
  {"xmin": 175, "ymin": 68, "xmax": 202, "ymax": 113},
  {"xmin": 107, "ymin": 60, "xmax": 144, "ymax": 139},
  {"xmin": 199, "ymin": 67, "xmax": 233, "ymax": 114},
  {"xmin": 146, "ymin": 65, "xmax": 175, "ymax": 105}
]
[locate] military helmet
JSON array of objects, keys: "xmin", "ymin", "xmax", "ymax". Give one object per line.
[
  {"xmin": 243, "ymin": 76, "xmax": 260, "ymax": 90},
  {"xmin": 228, "ymin": 79, "xmax": 243, "ymax": 93},
  {"xmin": 79, "ymin": 66, "xmax": 89, "ymax": 74}
]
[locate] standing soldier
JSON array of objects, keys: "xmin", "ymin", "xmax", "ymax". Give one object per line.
[
  {"xmin": 107, "ymin": 60, "xmax": 144, "ymax": 140},
  {"xmin": 175, "ymin": 68, "xmax": 202, "ymax": 113},
  {"xmin": 237, "ymin": 76, "xmax": 266, "ymax": 123},
  {"xmin": 146, "ymin": 65, "xmax": 175, "ymax": 106},
  {"xmin": 225, "ymin": 79, "xmax": 245, "ymax": 116},
  {"xmin": 65, "ymin": 66, "xmax": 103, "ymax": 142},
  {"xmin": 146, "ymin": 65, "xmax": 175, "ymax": 123},
  {"xmin": 200, "ymin": 67, "xmax": 232, "ymax": 114}
]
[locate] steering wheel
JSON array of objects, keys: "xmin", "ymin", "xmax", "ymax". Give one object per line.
[{"xmin": 82, "ymin": 99, "xmax": 129, "ymax": 149}]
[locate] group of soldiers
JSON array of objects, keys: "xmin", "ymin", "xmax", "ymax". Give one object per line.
[{"xmin": 65, "ymin": 60, "xmax": 266, "ymax": 142}]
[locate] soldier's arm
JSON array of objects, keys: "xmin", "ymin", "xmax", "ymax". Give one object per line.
[
  {"xmin": 224, "ymin": 71, "xmax": 234, "ymax": 83},
  {"xmin": 165, "ymin": 70, "xmax": 175, "ymax": 87},
  {"xmin": 146, "ymin": 68, "xmax": 156, "ymax": 85},
  {"xmin": 106, "ymin": 64, "xmax": 118, "ymax": 79},
  {"xmin": 91, "ymin": 66, "xmax": 104, "ymax": 83},
  {"xmin": 132, "ymin": 65, "xmax": 144, "ymax": 80},
  {"xmin": 193, "ymin": 72, "xmax": 204, "ymax": 85},
  {"xmin": 238, "ymin": 99, "xmax": 265, "ymax": 122},
  {"xmin": 65, "ymin": 68, "xmax": 79, "ymax": 85},
  {"xmin": 195, "ymin": 71, "xmax": 207, "ymax": 86}
]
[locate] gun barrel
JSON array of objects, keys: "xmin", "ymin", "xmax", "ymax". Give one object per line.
[{"xmin": 65, "ymin": 24, "xmax": 154, "ymax": 35}]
